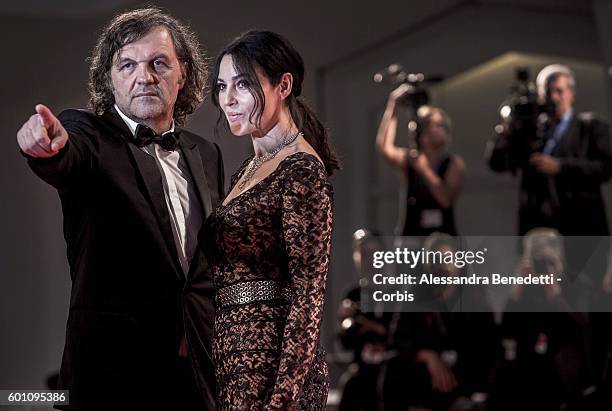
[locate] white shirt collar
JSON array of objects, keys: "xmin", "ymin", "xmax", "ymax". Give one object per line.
[{"xmin": 114, "ymin": 104, "xmax": 175, "ymax": 136}]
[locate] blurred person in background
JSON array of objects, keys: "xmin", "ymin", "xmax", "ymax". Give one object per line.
[
  {"xmin": 383, "ymin": 233, "xmax": 500, "ymax": 411},
  {"xmin": 377, "ymin": 84, "xmax": 465, "ymax": 237},
  {"xmin": 493, "ymin": 228, "xmax": 591, "ymax": 411},
  {"xmin": 487, "ymin": 64, "xmax": 611, "ymax": 255},
  {"xmin": 337, "ymin": 229, "xmax": 393, "ymax": 411},
  {"xmin": 487, "ymin": 65, "xmax": 612, "ymax": 409}
]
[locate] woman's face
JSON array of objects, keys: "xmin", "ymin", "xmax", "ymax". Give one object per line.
[
  {"xmin": 420, "ymin": 111, "xmax": 449, "ymax": 150},
  {"xmin": 216, "ymin": 54, "xmax": 283, "ymax": 137}
]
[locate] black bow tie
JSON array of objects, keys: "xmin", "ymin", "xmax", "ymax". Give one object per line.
[{"xmin": 134, "ymin": 124, "xmax": 180, "ymax": 151}]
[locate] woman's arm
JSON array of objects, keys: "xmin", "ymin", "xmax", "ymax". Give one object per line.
[
  {"xmin": 412, "ymin": 154, "xmax": 465, "ymax": 209},
  {"xmin": 266, "ymin": 160, "xmax": 333, "ymax": 409},
  {"xmin": 376, "ymin": 84, "xmax": 411, "ymax": 171}
]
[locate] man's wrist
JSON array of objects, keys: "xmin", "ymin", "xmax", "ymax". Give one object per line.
[{"xmin": 20, "ymin": 140, "xmax": 70, "ymax": 163}]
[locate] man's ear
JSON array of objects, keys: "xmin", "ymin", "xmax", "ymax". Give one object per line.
[
  {"xmin": 179, "ymin": 61, "xmax": 188, "ymax": 89},
  {"xmin": 279, "ymin": 72, "xmax": 293, "ymax": 99}
]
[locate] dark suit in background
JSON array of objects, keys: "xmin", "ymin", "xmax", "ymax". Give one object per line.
[
  {"xmin": 26, "ymin": 108, "xmax": 223, "ymax": 410},
  {"xmin": 488, "ymin": 112, "xmax": 611, "ymax": 236},
  {"xmin": 488, "ymin": 111, "xmax": 612, "ymax": 408}
]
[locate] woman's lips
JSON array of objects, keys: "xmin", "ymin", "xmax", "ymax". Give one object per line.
[{"xmin": 227, "ymin": 113, "xmax": 243, "ymax": 122}]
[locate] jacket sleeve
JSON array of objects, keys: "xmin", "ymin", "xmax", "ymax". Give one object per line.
[
  {"xmin": 559, "ymin": 117, "xmax": 612, "ymax": 183},
  {"xmin": 25, "ymin": 109, "xmax": 99, "ymax": 190}
]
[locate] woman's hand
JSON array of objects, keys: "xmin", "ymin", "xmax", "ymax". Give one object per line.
[
  {"xmin": 388, "ymin": 83, "xmax": 411, "ymax": 106},
  {"xmin": 410, "ymin": 153, "xmax": 431, "ymax": 174}
]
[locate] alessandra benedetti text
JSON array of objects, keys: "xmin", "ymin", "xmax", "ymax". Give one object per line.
[{"xmin": 372, "ymin": 273, "xmax": 559, "ymax": 286}]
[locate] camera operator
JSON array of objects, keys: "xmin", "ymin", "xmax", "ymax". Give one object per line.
[
  {"xmin": 488, "ymin": 65, "xmax": 612, "ymax": 409},
  {"xmin": 377, "ymin": 84, "xmax": 465, "ymax": 236},
  {"xmin": 487, "ymin": 64, "xmax": 612, "ymax": 236}
]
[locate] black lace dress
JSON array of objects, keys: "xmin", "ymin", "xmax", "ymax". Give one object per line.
[{"xmin": 202, "ymin": 152, "xmax": 332, "ymax": 410}]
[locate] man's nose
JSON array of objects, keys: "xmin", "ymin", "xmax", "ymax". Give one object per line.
[{"xmin": 136, "ymin": 63, "xmax": 156, "ymax": 84}]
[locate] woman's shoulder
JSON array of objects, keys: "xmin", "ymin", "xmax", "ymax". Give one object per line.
[
  {"xmin": 275, "ymin": 152, "xmax": 333, "ymax": 202},
  {"xmin": 449, "ymin": 152, "xmax": 465, "ymax": 165},
  {"xmin": 277, "ymin": 151, "xmax": 329, "ymax": 182}
]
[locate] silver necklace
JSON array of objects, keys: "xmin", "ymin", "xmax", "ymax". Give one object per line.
[{"xmin": 237, "ymin": 130, "xmax": 302, "ymax": 190}]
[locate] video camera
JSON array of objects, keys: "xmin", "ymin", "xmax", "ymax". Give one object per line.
[
  {"xmin": 498, "ymin": 67, "xmax": 555, "ymax": 129},
  {"xmin": 373, "ymin": 63, "xmax": 443, "ymax": 109},
  {"xmin": 496, "ymin": 67, "xmax": 556, "ymax": 169}
]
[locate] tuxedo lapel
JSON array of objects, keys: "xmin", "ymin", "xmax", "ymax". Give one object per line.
[
  {"xmin": 126, "ymin": 144, "xmax": 185, "ymax": 280},
  {"xmin": 101, "ymin": 110, "xmax": 185, "ymax": 281},
  {"xmin": 178, "ymin": 131, "xmax": 213, "ymax": 217}
]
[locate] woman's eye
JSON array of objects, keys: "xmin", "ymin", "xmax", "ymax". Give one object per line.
[
  {"xmin": 237, "ymin": 80, "xmax": 249, "ymax": 89},
  {"xmin": 216, "ymin": 83, "xmax": 226, "ymax": 92}
]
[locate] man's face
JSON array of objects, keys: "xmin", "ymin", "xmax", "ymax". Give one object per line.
[
  {"xmin": 110, "ymin": 26, "xmax": 185, "ymax": 127},
  {"xmin": 546, "ymin": 75, "xmax": 575, "ymax": 118}
]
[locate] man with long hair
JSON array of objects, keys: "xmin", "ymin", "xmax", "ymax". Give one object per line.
[{"xmin": 16, "ymin": 8, "xmax": 223, "ymax": 410}]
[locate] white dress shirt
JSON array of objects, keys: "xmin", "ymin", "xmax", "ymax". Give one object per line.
[{"xmin": 115, "ymin": 105, "xmax": 203, "ymax": 275}]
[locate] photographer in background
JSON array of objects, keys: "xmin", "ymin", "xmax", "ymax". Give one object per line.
[
  {"xmin": 383, "ymin": 233, "xmax": 500, "ymax": 411},
  {"xmin": 487, "ymin": 64, "xmax": 612, "ymax": 237},
  {"xmin": 377, "ymin": 84, "xmax": 465, "ymax": 236},
  {"xmin": 487, "ymin": 65, "xmax": 612, "ymax": 409},
  {"xmin": 494, "ymin": 228, "xmax": 590, "ymax": 411}
]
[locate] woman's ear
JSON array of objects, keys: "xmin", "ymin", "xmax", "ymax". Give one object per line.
[{"xmin": 278, "ymin": 72, "xmax": 293, "ymax": 100}]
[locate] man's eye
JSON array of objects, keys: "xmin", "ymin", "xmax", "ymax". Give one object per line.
[
  {"xmin": 154, "ymin": 60, "xmax": 168, "ymax": 69},
  {"xmin": 120, "ymin": 62, "xmax": 134, "ymax": 70}
]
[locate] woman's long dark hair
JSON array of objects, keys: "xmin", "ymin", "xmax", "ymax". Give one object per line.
[{"xmin": 210, "ymin": 30, "xmax": 340, "ymax": 175}]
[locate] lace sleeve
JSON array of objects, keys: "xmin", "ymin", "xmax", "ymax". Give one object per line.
[{"xmin": 267, "ymin": 157, "xmax": 333, "ymax": 409}]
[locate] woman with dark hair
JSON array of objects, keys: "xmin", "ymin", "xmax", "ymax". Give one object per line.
[
  {"xmin": 195, "ymin": 30, "xmax": 338, "ymax": 409},
  {"xmin": 376, "ymin": 85, "xmax": 465, "ymax": 236}
]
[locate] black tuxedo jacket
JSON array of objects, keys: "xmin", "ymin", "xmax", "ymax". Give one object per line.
[
  {"xmin": 489, "ymin": 112, "xmax": 611, "ymax": 236},
  {"xmin": 26, "ymin": 108, "xmax": 223, "ymax": 410}
]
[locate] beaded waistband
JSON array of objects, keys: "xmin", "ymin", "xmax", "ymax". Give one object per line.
[{"xmin": 216, "ymin": 280, "xmax": 293, "ymax": 308}]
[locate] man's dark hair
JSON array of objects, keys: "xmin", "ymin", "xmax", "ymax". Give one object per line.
[{"xmin": 88, "ymin": 7, "xmax": 207, "ymax": 126}]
